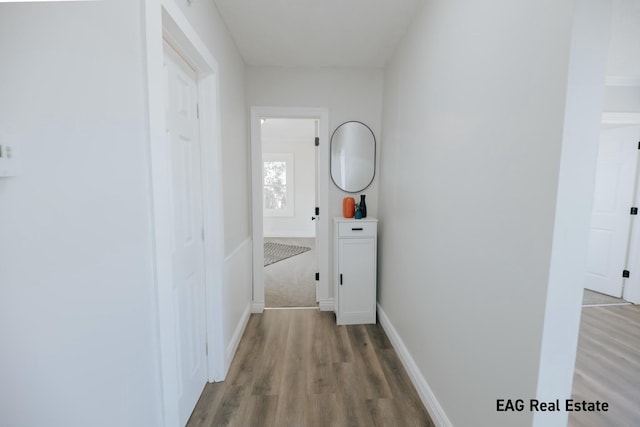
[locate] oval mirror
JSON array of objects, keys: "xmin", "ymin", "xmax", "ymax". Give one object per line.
[{"xmin": 330, "ymin": 121, "xmax": 376, "ymax": 193}]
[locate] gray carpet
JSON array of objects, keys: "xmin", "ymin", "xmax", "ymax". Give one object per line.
[
  {"xmin": 264, "ymin": 241, "xmax": 311, "ymax": 266},
  {"xmin": 264, "ymin": 238, "xmax": 317, "ymax": 308}
]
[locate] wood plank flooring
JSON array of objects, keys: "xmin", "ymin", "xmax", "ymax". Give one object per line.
[
  {"xmin": 187, "ymin": 309, "xmax": 434, "ymax": 427},
  {"xmin": 570, "ymin": 304, "xmax": 640, "ymax": 427}
]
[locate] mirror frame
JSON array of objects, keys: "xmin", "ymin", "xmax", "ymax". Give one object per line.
[{"xmin": 330, "ymin": 121, "xmax": 376, "ymax": 193}]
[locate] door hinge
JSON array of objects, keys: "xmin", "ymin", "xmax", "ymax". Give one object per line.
[
  {"xmin": 202, "ymin": 227, "xmax": 205, "ymax": 241},
  {"xmin": 205, "ymin": 342, "xmax": 208, "ymax": 356},
  {"xmin": 196, "ymin": 103, "xmax": 200, "ymax": 119},
  {"xmin": 315, "ymin": 137, "xmax": 319, "ymax": 146},
  {"xmin": 315, "ymin": 272, "xmax": 319, "ymax": 281},
  {"xmin": 315, "ymin": 207, "xmax": 320, "ymax": 215},
  {"xmin": 631, "ymin": 207, "xmax": 638, "ymax": 215},
  {"xmin": 623, "ymin": 269, "xmax": 630, "ymax": 278}
]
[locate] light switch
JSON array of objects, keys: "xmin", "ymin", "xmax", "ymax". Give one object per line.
[{"xmin": 0, "ymin": 131, "xmax": 19, "ymax": 177}]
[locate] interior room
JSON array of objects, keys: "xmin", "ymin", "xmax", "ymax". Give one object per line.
[
  {"xmin": 1, "ymin": 1, "xmax": 638, "ymax": 427},
  {"xmin": 261, "ymin": 117, "xmax": 319, "ymax": 308}
]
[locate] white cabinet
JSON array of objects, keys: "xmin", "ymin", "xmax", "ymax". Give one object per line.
[{"xmin": 334, "ymin": 218, "xmax": 377, "ymax": 325}]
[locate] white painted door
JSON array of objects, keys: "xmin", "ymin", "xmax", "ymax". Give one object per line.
[
  {"xmin": 584, "ymin": 127, "xmax": 640, "ymax": 297},
  {"xmin": 164, "ymin": 41, "xmax": 207, "ymax": 426}
]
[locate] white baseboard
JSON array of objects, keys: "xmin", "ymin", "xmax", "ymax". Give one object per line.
[
  {"xmin": 225, "ymin": 302, "xmax": 251, "ymax": 374},
  {"xmin": 251, "ymin": 301, "xmax": 265, "ymax": 313},
  {"xmin": 224, "ymin": 237, "xmax": 252, "ymax": 262},
  {"xmin": 377, "ymin": 304, "xmax": 452, "ymax": 427},
  {"xmin": 319, "ymin": 298, "xmax": 334, "ymax": 312}
]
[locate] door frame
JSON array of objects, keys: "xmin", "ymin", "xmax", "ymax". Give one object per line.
[
  {"xmin": 584, "ymin": 125, "xmax": 639, "ymax": 298},
  {"xmin": 250, "ymin": 107, "xmax": 330, "ymax": 312},
  {"xmin": 144, "ymin": 1, "xmax": 226, "ymax": 426},
  {"xmin": 605, "ymin": 114, "xmax": 640, "ymax": 303}
]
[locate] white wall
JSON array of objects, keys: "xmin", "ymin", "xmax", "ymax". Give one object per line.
[
  {"xmin": 0, "ymin": 2, "xmax": 162, "ymax": 426},
  {"xmin": 606, "ymin": 0, "xmax": 640, "ymax": 78},
  {"xmin": 601, "ymin": 0, "xmax": 640, "ymax": 114},
  {"xmin": 603, "ymin": 86, "xmax": 640, "ymax": 112},
  {"xmin": 246, "ymin": 67, "xmax": 383, "ymax": 220},
  {"xmin": 378, "ymin": 1, "xmax": 574, "ymax": 426},
  {"xmin": 0, "ymin": 1, "xmax": 252, "ymax": 425},
  {"xmin": 246, "ymin": 67, "xmax": 383, "ymax": 299},
  {"xmin": 262, "ymin": 118, "xmax": 316, "ymax": 237}
]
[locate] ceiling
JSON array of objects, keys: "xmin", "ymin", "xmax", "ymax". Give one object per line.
[{"xmin": 213, "ymin": 0, "xmax": 422, "ymax": 68}]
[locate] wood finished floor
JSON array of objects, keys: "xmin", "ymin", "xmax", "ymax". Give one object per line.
[
  {"xmin": 186, "ymin": 309, "xmax": 434, "ymax": 427},
  {"xmin": 570, "ymin": 304, "xmax": 640, "ymax": 427}
]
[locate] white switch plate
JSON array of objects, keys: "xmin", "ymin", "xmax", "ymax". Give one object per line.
[{"xmin": 0, "ymin": 130, "xmax": 19, "ymax": 177}]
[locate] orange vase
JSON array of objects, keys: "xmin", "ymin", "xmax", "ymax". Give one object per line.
[{"xmin": 343, "ymin": 197, "xmax": 355, "ymax": 218}]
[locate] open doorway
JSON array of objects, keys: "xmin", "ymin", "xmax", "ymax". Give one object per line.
[
  {"xmin": 261, "ymin": 118, "xmax": 319, "ymax": 307},
  {"xmin": 145, "ymin": 4, "xmax": 227, "ymax": 426},
  {"xmin": 572, "ymin": 114, "xmax": 640, "ymax": 427},
  {"xmin": 583, "ymin": 125, "xmax": 640, "ymax": 304},
  {"xmin": 250, "ymin": 107, "xmax": 330, "ymax": 314}
]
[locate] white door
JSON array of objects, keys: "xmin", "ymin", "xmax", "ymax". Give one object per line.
[
  {"xmin": 584, "ymin": 126, "xmax": 640, "ymax": 297},
  {"xmin": 164, "ymin": 41, "xmax": 207, "ymax": 426}
]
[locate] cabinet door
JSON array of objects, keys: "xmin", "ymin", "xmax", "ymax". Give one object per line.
[{"xmin": 338, "ymin": 238, "xmax": 376, "ymax": 324}]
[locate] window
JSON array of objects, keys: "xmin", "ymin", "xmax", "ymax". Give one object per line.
[{"xmin": 263, "ymin": 153, "xmax": 294, "ymax": 217}]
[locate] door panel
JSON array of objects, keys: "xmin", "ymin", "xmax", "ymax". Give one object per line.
[
  {"xmin": 164, "ymin": 41, "xmax": 207, "ymax": 426},
  {"xmin": 584, "ymin": 127, "xmax": 639, "ymax": 297},
  {"xmin": 339, "ymin": 238, "xmax": 376, "ymax": 316}
]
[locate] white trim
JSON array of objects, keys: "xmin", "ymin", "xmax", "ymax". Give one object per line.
[
  {"xmin": 144, "ymin": 0, "xmax": 225, "ymax": 425},
  {"xmin": 318, "ymin": 298, "xmax": 335, "ymax": 312},
  {"xmin": 605, "ymin": 75, "xmax": 640, "ymax": 87},
  {"xmin": 224, "ymin": 237, "xmax": 252, "ymax": 262},
  {"xmin": 225, "ymin": 302, "xmax": 252, "ymax": 374},
  {"xmin": 377, "ymin": 304, "xmax": 452, "ymax": 427},
  {"xmin": 264, "ymin": 306, "xmax": 320, "ymax": 310},
  {"xmin": 144, "ymin": 3, "xmax": 179, "ymax": 425},
  {"xmin": 602, "ymin": 112, "xmax": 640, "ymax": 125},
  {"xmin": 250, "ymin": 107, "xmax": 330, "ymax": 314},
  {"xmin": 161, "ymin": 0, "xmax": 218, "ymax": 70},
  {"xmin": 251, "ymin": 301, "xmax": 266, "ymax": 313}
]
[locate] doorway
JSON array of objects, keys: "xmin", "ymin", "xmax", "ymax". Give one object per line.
[
  {"xmin": 145, "ymin": 4, "xmax": 227, "ymax": 426},
  {"xmin": 163, "ymin": 39, "xmax": 212, "ymax": 425},
  {"xmin": 250, "ymin": 107, "xmax": 330, "ymax": 313},
  {"xmin": 584, "ymin": 125, "xmax": 640, "ymax": 303},
  {"xmin": 261, "ymin": 118, "xmax": 319, "ymax": 307}
]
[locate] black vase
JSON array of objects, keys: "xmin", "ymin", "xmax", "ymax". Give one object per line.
[{"xmin": 359, "ymin": 194, "xmax": 367, "ymax": 218}]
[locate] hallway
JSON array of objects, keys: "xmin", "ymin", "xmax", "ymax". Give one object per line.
[{"xmin": 186, "ymin": 309, "xmax": 433, "ymax": 426}]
